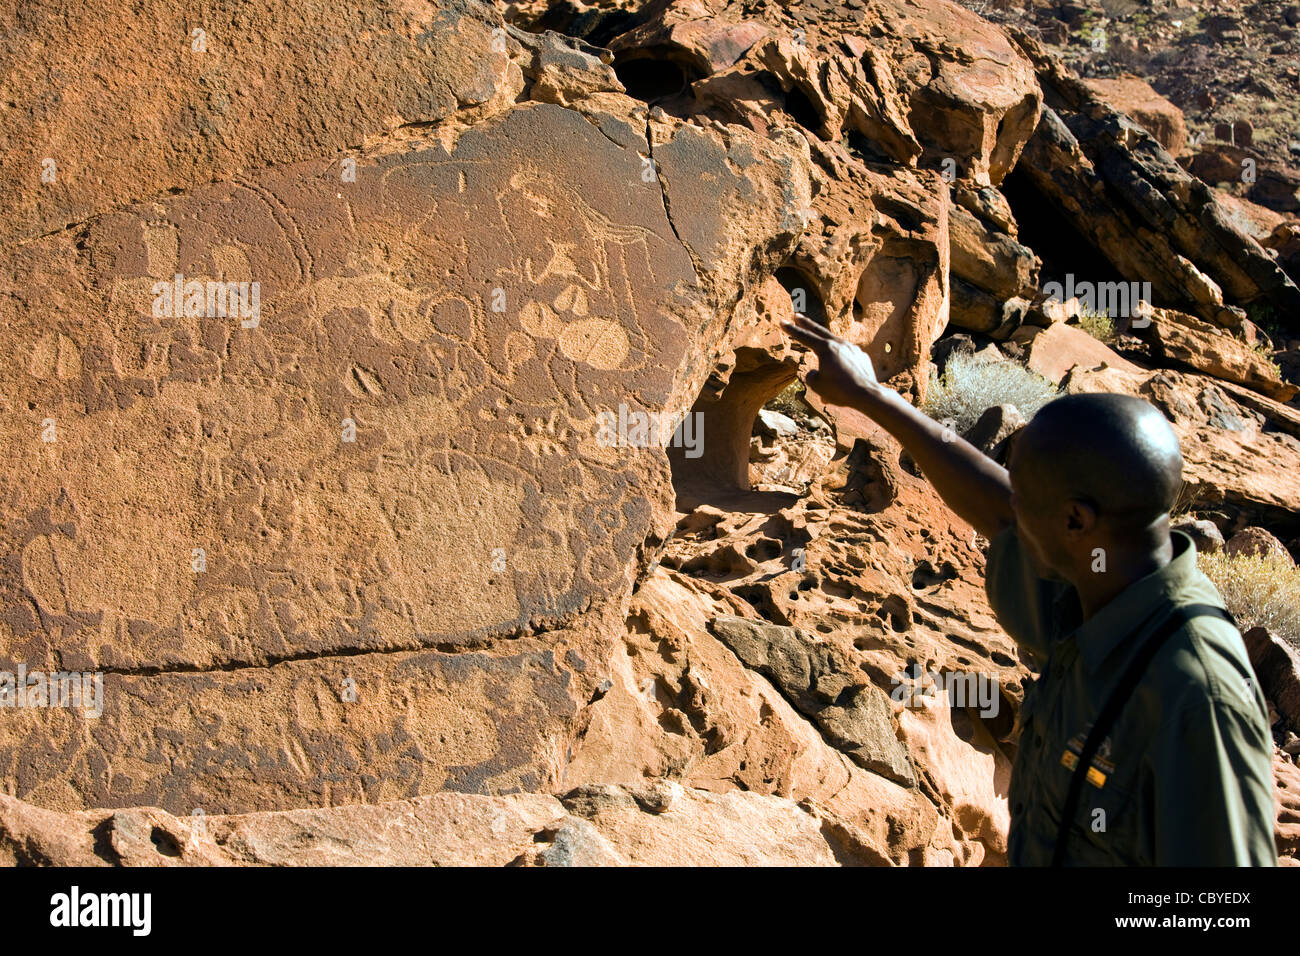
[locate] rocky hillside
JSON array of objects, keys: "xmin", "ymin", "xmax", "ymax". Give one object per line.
[{"xmin": 0, "ymin": 0, "xmax": 1296, "ymax": 865}]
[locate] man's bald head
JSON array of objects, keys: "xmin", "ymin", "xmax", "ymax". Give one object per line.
[{"xmin": 1010, "ymin": 393, "xmax": 1183, "ymax": 532}]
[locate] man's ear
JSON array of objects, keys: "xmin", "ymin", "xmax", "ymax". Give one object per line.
[{"xmin": 1063, "ymin": 498, "xmax": 1098, "ymax": 537}]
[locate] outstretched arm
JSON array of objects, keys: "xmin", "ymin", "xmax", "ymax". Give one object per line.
[{"xmin": 782, "ymin": 314, "xmax": 1014, "ymax": 540}]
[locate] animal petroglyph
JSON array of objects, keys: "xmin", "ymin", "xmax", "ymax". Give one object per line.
[
  {"xmin": 1, "ymin": 103, "xmax": 696, "ymax": 678},
  {"xmin": 0, "ymin": 4, "xmax": 812, "ymax": 815}
]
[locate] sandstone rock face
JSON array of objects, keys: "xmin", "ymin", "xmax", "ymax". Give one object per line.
[
  {"xmin": 0, "ymin": 0, "xmax": 524, "ymax": 243},
  {"xmin": 0, "ymin": 0, "xmax": 816, "ymax": 815},
  {"xmin": 515, "ymin": 0, "xmax": 1047, "ymax": 399},
  {"xmin": 1277, "ymin": 755, "xmax": 1300, "ymax": 866},
  {"xmin": 710, "ymin": 616, "xmax": 915, "ymax": 785},
  {"xmin": 0, "ymin": 0, "xmax": 1028, "ymax": 865},
  {"xmin": 2, "ymin": 0, "xmax": 1297, "ymax": 867},
  {"xmin": 0, "ymin": 786, "xmax": 867, "ymax": 866}
]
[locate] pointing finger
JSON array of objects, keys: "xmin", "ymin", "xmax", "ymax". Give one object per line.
[{"xmin": 781, "ymin": 316, "xmax": 832, "ymax": 347}]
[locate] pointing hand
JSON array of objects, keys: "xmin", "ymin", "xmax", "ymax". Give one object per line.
[{"xmin": 780, "ymin": 313, "xmax": 880, "ymax": 408}]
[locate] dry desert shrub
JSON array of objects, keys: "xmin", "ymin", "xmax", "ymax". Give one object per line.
[
  {"xmin": 1074, "ymin": 308, "xmax": 1117, "ymax": 343},
  {"xmin": 1199, "ymin": 550, "xmax": 1300, "ymax": 651},
  {"xmin": 923, "ymin": 352, "xmax": 1060, "ymax": 433}
]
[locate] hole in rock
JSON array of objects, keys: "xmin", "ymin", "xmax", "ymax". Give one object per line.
[
  {"xmin": 750, "ymin": 380, "xmax": 837, "ymax": 497},
  {"xmin": 911, "ymin": 559, "xmax": 957, "ymax": 590},
  {"xmin": 613, "ymin": 51, "xmax": 696, "ymax": 103},
  {"xmin": 774, "ymin": 266, "xmax": 829, "ymax": 326},
  {"xmin": 876, "ymin": 594, "xmax": 912, "ymax": 633},
  {"xmin": 782, "ymin": 84, "xmax": 823, "ymax": 135},
  {"xmin": 669, "ymin": 346, "xmax": 800, "ymax": 511},
  {"xmin": 744, "ymin": 536, "xmax": 784, "ymax": 562},
  {"xmin": 151, "ymin": 826, "xmax": 182, "ymax": 857},
  {"xmin": 845, "ymin": 129, "xmax": 898, "ymax": 166},
  {"xmin": 732, "ymin": 583, "xmax": 791, "ymax": 625}
]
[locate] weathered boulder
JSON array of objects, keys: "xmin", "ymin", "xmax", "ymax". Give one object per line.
[
  {"xmin": 1214, "ymin": 191, "xmax": 1287, "ymax": 245},
  {"xmin": 1226, "ymin": 527, "xmax": 1295, "ymax": 564},
  {"xmin": 868, "ymin": 0, "xmax": 1041, "ymax": 185},
  {"xmin": 1141, "ymin": 308, "xmax": 1298, "ymax": 402},
  {"xmin": 947, "ymin": 200, "xmax": 1040, "ymax": 310},
  {"xmin": 1172, "ymin": 517, "xmax": 1225, "ymax": 554},
  {"xmin": 1185, "ymin": 142, "xmax": 1261, "ymax": 188},
  {"xmin": 962, "ymin": 403, "xmax": 1026, "ymax": 464},
  {"xmin": 1083, "ymin": 75, "xmax": 1187, "ymax": 155},
  {"xmin": 1010, "ymin": 322, "xmax": 1143, "ymax": 384}
]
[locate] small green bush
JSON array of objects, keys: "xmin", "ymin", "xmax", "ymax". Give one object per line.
[
  {"xmin": 923, "ymin": 353, "xmax": 1060, "ymax": 434},
  {"xmin": 1249, "ymin": 341, "xmax": 1282, "ymax": 375},
  {"xmin": 1199, "ymin": 550, "xmax": 1300, "ymax": 652},
  {"xmin": 1075, "ymin": 308, "xmax": 1116, "ymax": 344}
]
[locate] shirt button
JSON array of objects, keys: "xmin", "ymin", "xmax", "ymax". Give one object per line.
[{"xmin": 1014, "ymin": 801, "xmax": 1024, "ymax": 814}]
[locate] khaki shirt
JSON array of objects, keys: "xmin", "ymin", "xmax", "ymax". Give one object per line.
[{"xmin": 985, "ymin": 526, "xmax": 1277, "ymax": 866}]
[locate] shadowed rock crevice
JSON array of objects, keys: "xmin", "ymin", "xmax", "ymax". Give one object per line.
[
  {"xmin": 613, "ymin": 49, "xmax": 701, "ymax": 104},
  {"xmin": 669, "ymin": 347, "xmax": 800, "ymax": 507}
]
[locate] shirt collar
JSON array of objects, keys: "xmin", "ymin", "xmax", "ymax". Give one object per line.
[{"xmin": 1074, "ymin": 530, "xmax": 1198, "ymax": 675}]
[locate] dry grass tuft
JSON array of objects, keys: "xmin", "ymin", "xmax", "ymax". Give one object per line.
[
  {"xmin": 1199, "ymin": 550, "xmax": 1300, "ymax": 651},
  {"xmin": 923, "ymin": 353, "xmax": 1060, "ymax": 434}
]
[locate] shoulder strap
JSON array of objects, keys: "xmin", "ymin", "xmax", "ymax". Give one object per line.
[{"xmin": 1050, "ymin": 603, "xmax": 1237, "ymax": 867}]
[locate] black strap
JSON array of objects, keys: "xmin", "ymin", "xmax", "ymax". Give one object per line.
[{"xmin": 1050, "ymin": 603, "xmax": 1237, "ymax": 866}]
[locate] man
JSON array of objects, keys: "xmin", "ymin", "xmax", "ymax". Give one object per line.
[{"xmin": 782, "ymin": 313, "xmax": 1277, "ymax": 866}]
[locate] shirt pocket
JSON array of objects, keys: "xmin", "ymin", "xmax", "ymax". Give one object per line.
[{"xmin": 1056, "ymin": 768, "xmax": 1139, "ymax": 866}]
